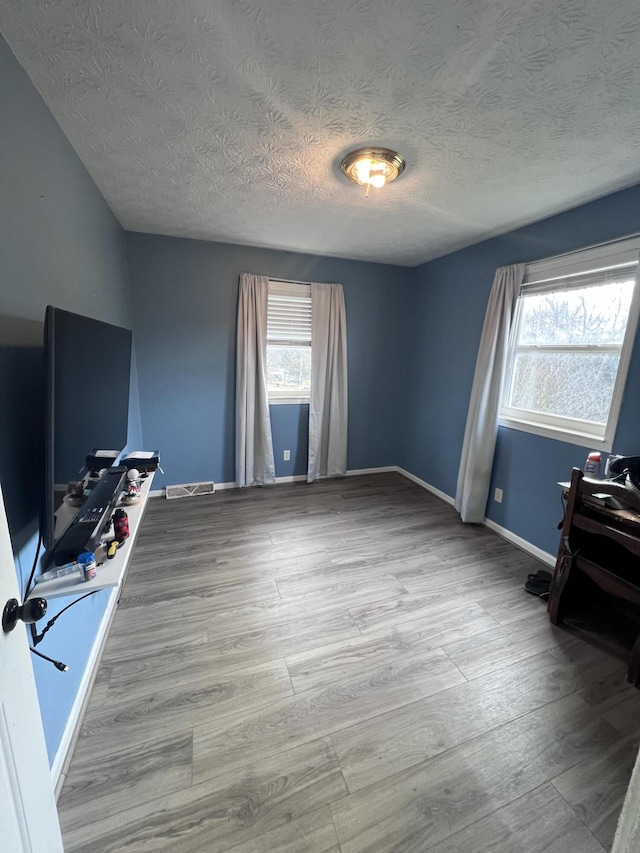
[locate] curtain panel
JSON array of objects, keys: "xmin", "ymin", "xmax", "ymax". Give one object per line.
[
  {"xmin": 235, "ymin": 273, "xmax": 276, "ymax": 487},
  {"xmin": 455, "ymin": 263, "xmax": 525, "ymax": 522},
  {"xmin": 308, "ymin": 283, "xmax": 348, "ymax": 482}
]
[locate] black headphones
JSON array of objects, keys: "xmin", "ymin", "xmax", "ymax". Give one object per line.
[{"xmin": 608, "ymin": 455, "xmax": 640, "ymax": 492}]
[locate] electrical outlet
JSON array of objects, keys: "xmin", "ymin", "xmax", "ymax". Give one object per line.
[
  {"xmin": 494, "ymin": 487, "xmax": 503, "ymax": 503},
  {"xmin": 283, "ymin": 450, "xmax": 290, "ymax": 461}
]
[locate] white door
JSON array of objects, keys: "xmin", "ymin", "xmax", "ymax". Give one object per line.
[{"xmin": 0, "ymin": 484, "xmax": 64, "ymax": 852}]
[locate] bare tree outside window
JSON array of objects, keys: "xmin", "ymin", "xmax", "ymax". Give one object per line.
[
  {"xmin": 518, "ymin": 285, "xmax": 631, "ymax": 346},
  {"xmin": 266, "ymin": 345, "xmax": 311, "ymax": 396},
  {"xmin": 501, "ymin": 273, "xmax": 637, "ymax": 446}
]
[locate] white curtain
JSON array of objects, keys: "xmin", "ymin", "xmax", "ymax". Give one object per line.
[
  {"xmin": 308, "ymin": 283, "xmax": 348, "ymax": 482},
  {"xmin": 455, "ymin": 263, "xmax": 525, "ymax": 522},
  {"xmin": 235, "ymin": 273, "xmax": 276, "ymax": 487}
]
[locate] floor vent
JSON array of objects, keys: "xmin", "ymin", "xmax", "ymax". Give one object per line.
[{"xmin": 165, "ymin": 482, "xmax": 215, "ymax": 500}]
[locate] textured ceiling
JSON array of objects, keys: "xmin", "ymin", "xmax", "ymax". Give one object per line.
[{"xmin": 3, "ymin": 1, "xmax": 640, "ymax": 266}]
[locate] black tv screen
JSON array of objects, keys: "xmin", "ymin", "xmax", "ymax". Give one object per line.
[{"xmin": 43, "ymin": 306, "xmax": 132, "ymax": 551}]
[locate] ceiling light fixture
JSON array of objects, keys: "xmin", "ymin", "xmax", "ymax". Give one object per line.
[{"xmin": 340, "ymin": 147, "xmax": 406, "ymax": 197}]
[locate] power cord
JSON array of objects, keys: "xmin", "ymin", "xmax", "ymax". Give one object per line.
[
  {"xmin": 558, "ymin": 490, "xmax": 567, "ymax": 529},
  {"xmin": 30, "ymin": 646, "xmax": 69, "ymax": 672},
  {"xmin": 30, "ymin": 591, "xmax": 96, "ymax": 648},
  {"xmin": 22, "ymin": 535, "xmax": 99, "ymax": 671},
  {"xmin": 21, "ymin": 536, "xmax": 68, "ymax": 671}
]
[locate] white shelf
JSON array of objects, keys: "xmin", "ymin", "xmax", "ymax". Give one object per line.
[{"xmin": 28, "ymin": 473, "xmax": 155, "ymax": 601}]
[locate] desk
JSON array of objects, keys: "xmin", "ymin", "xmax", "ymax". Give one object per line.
[{"xmin": 549, "ymin": 468, "xmax": 640, "ymax": 687}]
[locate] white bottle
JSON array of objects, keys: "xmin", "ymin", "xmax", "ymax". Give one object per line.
[{"xmin": 584, "ymin": 451, "xmax": 601, "ymax": 478}]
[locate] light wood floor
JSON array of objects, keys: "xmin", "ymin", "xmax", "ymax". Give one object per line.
[{"xmin": 57, "ymin": 473, "xmax": 640, "ymax": 852}]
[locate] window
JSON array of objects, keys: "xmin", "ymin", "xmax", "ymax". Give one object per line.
[
  {"xmin": 500, "ymin": 240, "xmax": 640, "ymax": 450},
  {"xmin": 266, "ymin": 281, "xmax": 312, "ymax": 403}
]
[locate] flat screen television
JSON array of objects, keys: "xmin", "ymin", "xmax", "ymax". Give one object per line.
[{"xmin": 43, "ymin": 306, "xmax": 132, "ymax": 553}]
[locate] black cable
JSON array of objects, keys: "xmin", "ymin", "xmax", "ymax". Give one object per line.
[
  {"xmin": 30, "ymin": 646, "xmax": 69, "ymax": 672},
  {"xmin": 31, "ymin": 591, "xmax": 96, "ymax": 647},
  {"xmin": 23, "ymin": 534, "xmax": 42, "ymax": 599},
  {"xmin": 557, "ymin": 490, "xmax": 567, "ymax": 530}
]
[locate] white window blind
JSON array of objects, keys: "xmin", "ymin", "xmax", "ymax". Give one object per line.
[
  {"xmin": 266, "ymin": 281, "xmax": 312, "ymax": 402},
  {"xmin": 267, "ymin": 282, "xmax": 311, "ymax": 345},
  {"xmin": 521, "ymin": 264, "xmax": 637, "ymax": 297},
  {"xmin": 522, "ymin": 235, "xmax": 640, "ymax": 286}
]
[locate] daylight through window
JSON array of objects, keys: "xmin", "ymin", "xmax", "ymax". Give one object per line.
[
  {"xmin": 500, "ymin": 243, "xmax": 640, "ymax": 449},
  {"xmin": 266, "ymin": 281, "xmax": 312, "ymax": 402}
]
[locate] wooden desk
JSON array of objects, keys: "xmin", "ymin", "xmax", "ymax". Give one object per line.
[{"xmin": 549, "ymin": 467, "xmax": 640, "ymax": 687}]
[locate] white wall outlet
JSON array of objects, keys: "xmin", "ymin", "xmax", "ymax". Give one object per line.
[
  {"xmin": 494, "ymin": 487, "xmax": 503, "ymax": 503},
  {"xmin": 283, "ymin": 450, "xmax": 290, "ymax": 461}
]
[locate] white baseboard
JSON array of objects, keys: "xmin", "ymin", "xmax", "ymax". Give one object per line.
[
  {"xmin": 346, "ymin": 466, "xmax": 397, "ymax": 476},
  {"xmin": 273, "ymin": 467, "xmax": 396, "ymax": 483},
  {"xmin": 152, "ymin": 468, "xmax": 397, "ymax": 497},
  {"xmin": 395, "ymin": 466, "xmax": 555, "ymax": 567},
  {"xmin": 395, "ymin": 466, "xmax": 455, "ymax": 506},
  {"xmin": 51, "ymin": 586, "xmax": 119, "ymax": 797},
  {"xmin": 237, "ymin": 467, "xmax": 395, "ymax": 485},
  {"xmin": 483, "ymin": 518, "xmax": 556, "ymax": 567}
]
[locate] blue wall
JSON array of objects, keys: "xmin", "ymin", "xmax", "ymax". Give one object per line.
[
  {"xmin": 128, "ymin": 185, "xmax": 640, "ymax": 561},
  {"xmin": 403, "ymin": 183, "xmax": 640, "ymax": 554},
  {"xmin": 6, "ymin": 18, "xmax": 640, "ymax": 767},
  {"xmin": 126, "ymin": 232, "xmax": 413, "ymax": 488},
  {"xmin": 0, "ymin": 36, "xmax": 139, "ymax": 764}
]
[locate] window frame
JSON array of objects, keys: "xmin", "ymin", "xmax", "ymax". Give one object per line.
[
  {"xmin": 266, "ymin": 280, "xmax": 312, "ymax": 405},
  {"xmin": 499, "ymin": 238, "xmax": 640, "ymax": 451}
]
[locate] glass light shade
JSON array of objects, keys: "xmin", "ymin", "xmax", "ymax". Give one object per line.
[
  {"xmin": 368, "ymin": 170, "xmax": 386, "ymax": 188},
  {"xmin": 340, "ymin": 147, "xmax": 405, "ymax": 193},
  {"xmin": 355, "ymin": 159, "xmax": 372, "ymax": 185}
]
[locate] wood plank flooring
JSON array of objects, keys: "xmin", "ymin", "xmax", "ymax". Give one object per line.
[{"xmin": 56, "ymin": 473, "xmax": 640, "ymax": 852}]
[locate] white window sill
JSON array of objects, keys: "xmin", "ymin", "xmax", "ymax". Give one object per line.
[
  {"xmin": 268, "ymin": 398, "xmax": 310, "ymax": 406},
  {"xmin": 499, "ymin": 416, "xmax": 612, "ymax": 452}
]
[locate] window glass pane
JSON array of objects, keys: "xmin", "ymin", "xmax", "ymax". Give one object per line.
[
  {"xmin": 518, "ymin": 280, "xmax": 635, "ymax": 346},
  {"xmin": 508, "ymin": 351, "xmax": 620, "ymax": 424},
  {"xmin": 266, "ymin": 345, "xmax": 311, "ymax": 396}
]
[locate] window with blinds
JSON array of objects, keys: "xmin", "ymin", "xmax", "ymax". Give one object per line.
[
  {"xmin": 266, "ymin": 281, "xmax": 312, "ymax": 402},
  {"xmin": 500, "ymin": 239, "xmax": 640, "ymax": 449}
]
